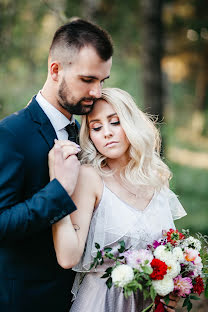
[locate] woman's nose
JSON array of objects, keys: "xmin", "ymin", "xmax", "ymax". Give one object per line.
[{"xmin": 103, "ymin": 125, "xmax": 113, "ymax": 138}]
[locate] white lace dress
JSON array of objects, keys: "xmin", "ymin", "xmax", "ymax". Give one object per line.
[{"xmin": 70, "ymin": 185, "xmax": 186, "ymax": 312}]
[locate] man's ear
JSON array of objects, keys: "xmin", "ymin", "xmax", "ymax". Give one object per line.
[{"xmin": 50, "ymin": 61, "xmax": 61, "ymax": 81}]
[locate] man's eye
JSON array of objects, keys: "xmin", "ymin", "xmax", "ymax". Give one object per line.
[{"xmin": 81, "ymin": 78, "xmax": 93, "ymax": 83}]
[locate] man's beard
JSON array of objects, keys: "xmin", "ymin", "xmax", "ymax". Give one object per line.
[{"xmin": 58, "ymin": 79, "xmax": 96, "ymax": 115}]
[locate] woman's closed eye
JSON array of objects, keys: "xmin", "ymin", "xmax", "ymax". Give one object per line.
[
  {"xmin": 92, "ymin": 126, "xmax": 102, "ymax": 132},
  {"xmin": 111, "ymin": 121, "xmax": 120, "ymax": 126}
]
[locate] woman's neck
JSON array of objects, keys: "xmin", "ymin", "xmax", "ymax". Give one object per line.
[{"xmin": 106, "ymin": 156, "xmax": 129, "ymax": 173}]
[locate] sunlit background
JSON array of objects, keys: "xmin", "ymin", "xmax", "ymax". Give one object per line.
[{"xmin": 1, "ymin": 1, "xmax": 208, "ymax": 309}]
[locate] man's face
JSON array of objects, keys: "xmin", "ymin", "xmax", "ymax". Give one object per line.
[{"xmin": 57, "ymin": 46, "xmax": 112, "ymax": 116}]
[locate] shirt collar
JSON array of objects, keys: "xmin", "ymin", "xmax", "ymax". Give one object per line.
[{"xmin": 36, "ymin": 91, "xmax": 75, "ymax": 131}]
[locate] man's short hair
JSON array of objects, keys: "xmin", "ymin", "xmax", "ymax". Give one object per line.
[{"xmin": 49, "ymin": 18, "xmax": 113, "ymax": 62}]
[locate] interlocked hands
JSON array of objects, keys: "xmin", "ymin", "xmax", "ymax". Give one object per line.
[{"xmin": 48, "ymin": 139, "xmax": 81, "ymax": 196}]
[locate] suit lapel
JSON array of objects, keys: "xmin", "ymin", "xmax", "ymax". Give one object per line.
[{"xmin": 27, "ymin": 96, "xmax": 57, "ymax": 149}]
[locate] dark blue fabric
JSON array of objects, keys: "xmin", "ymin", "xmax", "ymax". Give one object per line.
[{"xmin": 0, "ymin": 97, "xmax": 77, "ymax": 311}]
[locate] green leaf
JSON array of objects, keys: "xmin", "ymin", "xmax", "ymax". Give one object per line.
[
  {"xmin": 101, "ymin": 273, "xmax": 110, "ymax": 278},
  {"xmin": 142, "ymin": 265, "xmax": 153, "ymax": 275},
  {"xmin": 95, "ymin": 243, "xmax": 100, "ymax": 249},
  {"xmin": 150, "ymin": 286, "xmax": 156, "ymax": 301},
  {"xmin": 118, "ymin": 240, "xmax": 125, "ymax": 253},
  {"xmin": 187, "ymin": 300, "xmax": 193, "ymax": 312},
  {"xmin": 205, "ymin": 280, "xmax": 208, "ymax": 298},
  {"xmin": 183, "ymin": 296, "xmax": 190, "ymax": 307},
  {"xmin": 106, "ymin": 277, "xmax": 112, "ymax": 289},
  {"xmin": 97, "ymin": 251, "xmax": 102, "ymax": 259},
  {"xmin": 190, "ymin": 295, "xmax": 200, "ymax": 300},
  {"xmin": 106, "ymin": 267, "xmax": 113, "ymax": 274},
  {"xmin": 164, "ymin": 295, "xmax": 170, "ymax": 305},
  {"xmin": 105, "ymin": 253, "xmax": 115, "ymax": 259},
  {"xmin": 104, "ymin": 247, "xmax": 112, "ymax": 252}
]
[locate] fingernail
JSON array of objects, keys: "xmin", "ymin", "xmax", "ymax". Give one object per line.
[{"xmin": 160, "ymin": 299, "xmax": 165, "ymax": 303}]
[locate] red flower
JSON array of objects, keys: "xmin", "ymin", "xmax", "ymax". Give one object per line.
[
  {"xmin": 150, "ymin": 259, "xmax": 168, "ymax": 280},
  {"xmin": 154, "ymin": 295, "xmax": 165, "ymax": 312},
  {"xmin": 167, "ymin": 229, "xmax": 185, "ymax": 246},
  {"xmin": 193, "ymin": 276, "xmax": 204, "ymax": 296}
]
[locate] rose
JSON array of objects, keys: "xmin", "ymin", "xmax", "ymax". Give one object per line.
[{"xmin": 111, "ymin": 264, "xmax": 134, "ymax": 287}]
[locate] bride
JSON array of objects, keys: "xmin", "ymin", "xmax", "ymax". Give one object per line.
[{"xmin": 49, "ymin": 88, "xmax": 186, "ymax": 312}]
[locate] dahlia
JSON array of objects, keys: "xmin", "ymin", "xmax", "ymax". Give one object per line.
[
  {"xmin": 150, "ymin": 259, "xmax": 168, "ymax": 280},
  {"xmin": 167, "ymin": 229, "xmax": 185, "ymax": 246},
  {"xmin": 193, "ymin": 276, "xmax": 204, "ymax": 295},
  {"xmin": 173, "ymin": 275, "xmax": 192, "ymax": 297}
]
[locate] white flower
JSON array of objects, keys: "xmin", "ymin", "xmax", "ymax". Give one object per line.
[
  {"xmin": 193, "ymin": 255, "xmax": 203, "ymax": 277},
  {"xmin": 154, "ymin": 245, "xmax": 172, "ymax": 262},
  {"xmin": 165, "ymin": 259, "xmax": 181, "ymax": 278},
  {"xmin": 152, "ymin": 276, "xmax": 174, "ymax": 296},
  {"xmin": 181, "ymin": 237, "xmax": 201, "ymax": 251},
  {"xmin": 172, "ymin": 247, "xmax": 184, "ymax": 263},
  {"xmin": 111, "ymin": 264, "xmax": 134, "ymax": 287},
  {"xmin": 125, "ymin": 249, "xmax": 153, "ymax": 271}
]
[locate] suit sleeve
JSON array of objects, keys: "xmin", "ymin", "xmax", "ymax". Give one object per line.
[{"xmin": 0, "ymin": 125, "xmax": 76, "ymax": 242}]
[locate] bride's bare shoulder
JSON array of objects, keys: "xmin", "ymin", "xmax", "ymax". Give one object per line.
[{"xmin": 79, "ymin": 165, "xmax": 103, "ymax": 188}]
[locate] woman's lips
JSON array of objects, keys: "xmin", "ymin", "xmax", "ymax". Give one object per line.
[{"xmin": 105, "ymin": 141, "xmax": 118, "ymax": 147}]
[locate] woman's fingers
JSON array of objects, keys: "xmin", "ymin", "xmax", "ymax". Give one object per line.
[
  {"xmin": 62, "ymin": 145, "xmax": 81, "ymax": 159},
  {"xmin": 53, "ymin": 140, "xmax": 81, "ymax": 159}
]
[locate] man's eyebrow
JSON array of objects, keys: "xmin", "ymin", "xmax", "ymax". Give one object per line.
[
  {"xmin": 80, "ymin": 75, "xmax": 110, "ymax": 81},
  {"xmin": 89, "ymin": 113, "xmax": 117, "ymax": 124}
]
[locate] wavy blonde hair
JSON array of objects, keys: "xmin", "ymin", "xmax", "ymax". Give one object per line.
[{"xmin": 79, "ymin": 88, "xmax": 171, "ymax": 189}]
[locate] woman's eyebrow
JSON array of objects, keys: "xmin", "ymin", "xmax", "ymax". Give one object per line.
[{"xmin": 89, "ymin": 113, "xmax": 117, "ymax": 124}]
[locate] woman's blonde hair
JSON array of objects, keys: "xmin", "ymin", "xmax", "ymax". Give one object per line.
[{"xmin": 79, "ymin": 88, "xmax": 171, "ymax": 189}]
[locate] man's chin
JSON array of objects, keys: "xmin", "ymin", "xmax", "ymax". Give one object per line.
[{"xmin": 80, "ymin": 105, "xmax": 94, "ymax": 114}]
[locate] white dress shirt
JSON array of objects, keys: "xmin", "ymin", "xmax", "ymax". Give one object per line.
[{"xmin": 36, "ymin": 91, "xmax": 75, "ymax": 140}]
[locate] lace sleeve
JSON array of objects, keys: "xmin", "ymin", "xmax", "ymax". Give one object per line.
[{"xmin": 167, "ymin": 188, "xmax": 187, "ymax": 220}]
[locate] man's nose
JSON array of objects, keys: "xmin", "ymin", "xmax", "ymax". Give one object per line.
[{"xmin": 89, "ymin": 83, "xmax": 102, "ymax": 98}]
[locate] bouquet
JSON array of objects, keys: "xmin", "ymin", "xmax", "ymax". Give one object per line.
[{"xmin": 90, "ymin": 229, "xmax": 208, "ymax": 312}]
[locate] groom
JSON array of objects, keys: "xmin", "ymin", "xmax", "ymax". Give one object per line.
[{"xmin": 0, "ymin": 19, "xmax": 113, "ymax": 312}]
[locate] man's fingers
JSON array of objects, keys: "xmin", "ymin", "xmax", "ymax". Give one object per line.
[
  {"xmin": 169, "ymin": 294, "xmax": 180, "ymax": 302},
  {"xmin": 165, "ymin": 307, "xmax": 175, "ymax": 312},
  {"xmin": 161, "ymin": 298, "xmax": 177, "ymax": 308}
]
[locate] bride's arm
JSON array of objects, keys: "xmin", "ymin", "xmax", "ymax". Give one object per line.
[{"xmin": 52, "ymin": 165, "xmax": 101, "ymax": 269}]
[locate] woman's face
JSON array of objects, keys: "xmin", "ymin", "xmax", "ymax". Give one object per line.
[{"xmin": 87, "ymin": 99, "xmax": 130, "ymax": 161}]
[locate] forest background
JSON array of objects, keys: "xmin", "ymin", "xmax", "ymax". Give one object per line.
[{"xmin": 1, "ymin": 1, "xmax": 208, "ymax": 310}]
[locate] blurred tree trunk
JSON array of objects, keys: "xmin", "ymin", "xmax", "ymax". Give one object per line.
[
  {"xmin": 192, "ymin": 46, "xmax": 208, "ymax": 136},
  {"xmin": 81, "ymin": 0, "xmax": 102, "ymax": 21},
  {"xmin": 140, "ymin": 0, "xmax": 164, "ymax": 121}
]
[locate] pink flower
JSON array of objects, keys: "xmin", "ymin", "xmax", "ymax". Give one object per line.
[
  {"xmin": 125, "ymin": 249, "xmax": 153, "ymax": 270},
  {"xmin": 184, "ymin": 248, "xmax": 198, "ymax": 262},
  {"xmin": 174, "ymin": 275, "xmax": 193, "ymax": 297}
]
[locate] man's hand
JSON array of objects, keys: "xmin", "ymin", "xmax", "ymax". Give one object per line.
[
  {"xmin": 161, "ymin": 293, "xmax": 180, "ymax": 312},
  {"xmin": 48, "ymin": 140, "xmax": 81, "ymax": 196}
]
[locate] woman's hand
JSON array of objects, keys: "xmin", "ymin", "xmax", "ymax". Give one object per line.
[
  {"xmin": 160, "ymin": 293, "xmax": 180, "ymax": 312},
  {"xmin": 48, "ymin": 140, "xmax": 81, "ymax": 181},
  {"xmin": 48, "ymin": 140, "xmax": 81, "ymax": 195}
]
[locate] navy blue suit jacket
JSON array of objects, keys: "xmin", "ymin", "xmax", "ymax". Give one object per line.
[{"xmin": 0, "ymin": 97, "xmax": 78, "ymax": 311}]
